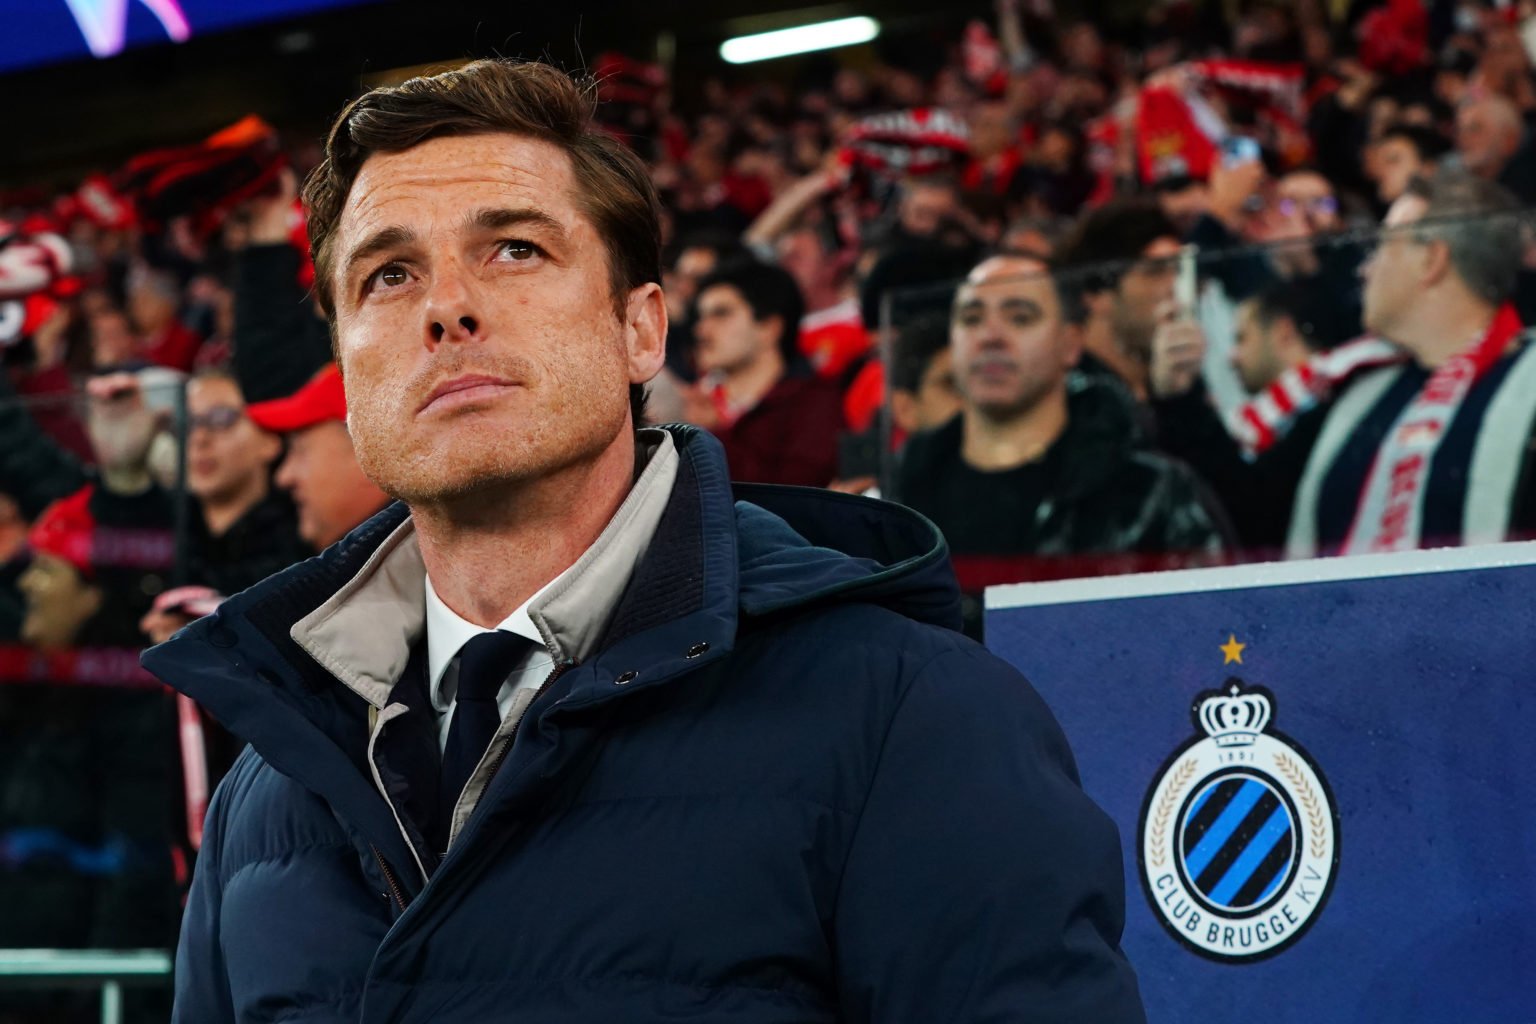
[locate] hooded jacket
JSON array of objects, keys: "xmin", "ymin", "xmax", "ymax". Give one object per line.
[{"xmin": 143, "ymin": 425, "xmax": 1144, "ymax": 1024}]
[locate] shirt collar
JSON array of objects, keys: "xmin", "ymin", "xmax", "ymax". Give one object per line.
[{"xmin": 423, "ymin": 571, "xmax": 557, "ymax": 710}]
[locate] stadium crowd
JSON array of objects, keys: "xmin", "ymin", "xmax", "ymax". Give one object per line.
[{"xmin": 2, "ymin": 0, "xmax": 1536, "ymax": 1016}]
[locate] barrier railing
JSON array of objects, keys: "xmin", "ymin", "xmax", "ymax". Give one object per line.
[{"xmin": 0, "ymin": 948, "xmax": 172, "ymax": 1024}]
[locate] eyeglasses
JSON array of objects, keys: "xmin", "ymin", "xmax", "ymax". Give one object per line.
[
  {"xmin": 188, "ymin": 405, "xmax": 244, "ymax": 433},
  {"xmin": 1275, "ymin": 196, "xmax": 1339, "ymax": 219}
]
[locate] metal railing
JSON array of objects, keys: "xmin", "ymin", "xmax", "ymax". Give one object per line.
[{"xmin": 0, "ymin": 948, "xmax": 172, "ymax": 1024}]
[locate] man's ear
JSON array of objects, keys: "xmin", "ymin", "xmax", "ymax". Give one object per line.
[
  {"xmin": 890, "ymin": 390, "xmax": 919, "ymax": 436},
  {"xmin": 625, "ymin": 283, "xmax": 668, "ymax": 386},
  {"xmin": 1420, "ymin": 238, "xmax": 1453, "ymax": 288}
]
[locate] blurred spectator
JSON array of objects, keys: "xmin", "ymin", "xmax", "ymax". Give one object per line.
[
  {"xmin": 1057, "ymin": 198, "xmax": 1182, "ymax": 403},
  {"xmin": 889, "ymin": 313, "xmax": 963, "ymax": 438},
  {"xmin": 685, "ymin": 259, "xmax": 845, "ymax": 487},
  {"xmin": 139, "ymin": 368, "xmax": 306, "ymax": 645},
  {"xmin": 3, "ymin": 375, "xmax": 180, "ymax": 966},
  {"xmin": 1153, "ymin": 171, "xmax": 1536, "ymax": 559},
  {"xmin": 1230, "ymin": 279, "xmax": 1348, "ymax": 394},
  {"xmin": 126, "ymin": 264, "xmax": 202, "ymax": 372},
  {"xmin": 248, "ymin": 363, "xmax": 390, "ymax": 549},
  {"xmin": 1454, "ymin": 93, "xmax": 1536, "ymax": 203},
  {"xmin": 88, "ymin": 307, "xmax": 139, "ymax": 370},
  {"xmin": 1370, "ymin": 123, "xmax": 1451, "ymax": 207},
  {"xmin": 662, "ymin": 230, "xmax": 744, "ymax": 380},
  {"xmin": 896, "ymin": 253, "xmax": 1229, "ymax": 636}
]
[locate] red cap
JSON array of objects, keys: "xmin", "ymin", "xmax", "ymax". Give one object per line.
[
  {"xmin": 246, "ymin": 363, "xmax": 347, "ymax": 434},
  {"xmin": 28, "ymin": 486, "xmax": 97, "ymax": 579}
]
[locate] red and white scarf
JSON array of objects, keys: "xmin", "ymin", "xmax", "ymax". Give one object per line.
[
  {"xmin": 1343, "ymin": 304, "xmax": 1524, "ymax": 555},
  {"xmin": 1232, "ymin": 337, "xmax": 1405, "ymax": 456}
]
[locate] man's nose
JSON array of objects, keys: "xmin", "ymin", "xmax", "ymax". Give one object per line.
[
  {"xmin": 422, "ymin": 263, "xmax": 483, "ymax": 348},
  {"xmin": 274, "ymin": 452, "xmax": 297, "ymax": 490}
]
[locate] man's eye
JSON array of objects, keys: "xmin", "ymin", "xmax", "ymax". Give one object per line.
[
  {"xmin": 499, "ymin": 240, "xmax": 541, "ymax": 261},
  {"xmin": 368, "ymin": 264, "xmax": 409, "ymax": 291}
]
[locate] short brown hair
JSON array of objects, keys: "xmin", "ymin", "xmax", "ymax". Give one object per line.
[{"xmin": 304, "ymin": 59, "xmax": 659, "ymax": 424}]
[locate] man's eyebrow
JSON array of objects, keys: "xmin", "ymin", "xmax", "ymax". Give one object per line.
[
  {"xmin": 467, "ymin": 207, "xmax": 568, "ymax": 244},
  {"xmin": 999, "ymin": 297, "xmax": 1042, "ymax": 314},
  {"xmin": 342, "ymin": 225, "xmax": 418, "ymax": 282}
]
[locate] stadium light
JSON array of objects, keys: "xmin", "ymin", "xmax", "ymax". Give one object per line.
[{"xmin": 719, "ymin": 16, "xmax": 881, "ymax": 64}]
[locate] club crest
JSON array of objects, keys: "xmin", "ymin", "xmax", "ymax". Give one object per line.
[{"xmin": 1137, "ymin": 679, "xmax": 1339, "ymax": 962}]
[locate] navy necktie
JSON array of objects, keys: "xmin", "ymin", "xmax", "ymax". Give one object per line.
[{"xmin": 439, "ymin": 629, "xmax": 526, "ymax": 841}]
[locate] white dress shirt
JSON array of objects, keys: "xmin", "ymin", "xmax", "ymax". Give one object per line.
[{"xmin": 423, "ymin": 573, "xmax": 564, "ymax": 752}]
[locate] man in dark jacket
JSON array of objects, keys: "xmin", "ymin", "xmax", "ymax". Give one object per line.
[
  {"xmin": 144, "ymin": 59, "xmax": 1145, "ymax": 1023},
  {"xmin": 897, "ymin": 254, "xmax": 1229, "ymax": 637}
]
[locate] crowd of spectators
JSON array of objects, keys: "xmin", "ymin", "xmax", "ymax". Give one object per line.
[{"xmin": 3, "ymin": 0, "xmax": 1536, "ymax": 1013}]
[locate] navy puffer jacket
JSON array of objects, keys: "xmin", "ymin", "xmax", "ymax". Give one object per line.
[{"xmin": 144, "ymin": 426, "xmax": 1144, "ymax": 1023}]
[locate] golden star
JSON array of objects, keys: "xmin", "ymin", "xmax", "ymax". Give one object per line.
[{"xmin": 1220, "ymin": 634, "xmax": 1246, "ymax": 665}]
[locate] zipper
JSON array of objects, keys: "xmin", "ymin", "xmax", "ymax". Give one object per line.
[{"xmin": 372, "ymin": 844, "xmax": 407, "ymax": 913}]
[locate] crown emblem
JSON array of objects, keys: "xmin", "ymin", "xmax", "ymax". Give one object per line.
[{"xmin": 1198, "ymin": 683, "xmax": 1271, "ymax": 747}]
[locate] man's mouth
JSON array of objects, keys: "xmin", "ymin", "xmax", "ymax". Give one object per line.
[{"xmin": 418, "ymin": 374, "xmax": 520, "ymax": 414}]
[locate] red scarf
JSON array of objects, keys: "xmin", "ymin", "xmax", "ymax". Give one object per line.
[{"xmin": 1343, "ymin": 304, "xmax": 1524, "ymax": 555}]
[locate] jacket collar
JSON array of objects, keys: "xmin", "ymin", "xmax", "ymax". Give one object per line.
[{"xmin": 286, "ymin": 430, "xmax": 679, "ymax": 710}]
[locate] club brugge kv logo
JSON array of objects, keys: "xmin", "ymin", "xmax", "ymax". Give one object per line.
[{"xmin": 1138, "ymin": 680, "xmax": 1339, "ymax": 962}]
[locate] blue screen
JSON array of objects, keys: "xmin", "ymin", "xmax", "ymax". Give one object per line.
[{"xmin": 0, "ymin": 0, "xmax": 380, "ymax": 74}]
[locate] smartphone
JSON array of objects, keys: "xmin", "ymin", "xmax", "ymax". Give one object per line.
[
  {"xmin": 1220, "ymin": 135, "xmax": 1261, "ymax": 168},
  {"xmin": 1175, "ymin": 244, "xmax": 1199, "ymax": 321}
]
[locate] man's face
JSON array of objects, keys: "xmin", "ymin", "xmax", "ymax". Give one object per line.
[
  {"xmin": 907, "ymin": 348, "xmax": 963, "ymax": 430},
  {"xmin": 969, "ymin": 102, "xmax": 1014, "ymax": 160},
  {"xmin": 18, "ymin": 553, "xmax": 100, "ymax": 652},
  {"xmin": 950, "ymin": 256, "xmax": 1075, "ymax": 418},
  {"xmin": 272, "ymin": 420, "xmax": 379, "ymax": 549},
  {"xmin": 899, "ymin": 184, "xmax": 958, "ymax": 239},
  {"xmin": 1275, "ymin": 172, "xmax": 1340, "ymax": 235},
  {"xmin": 1456, "ymin": 103, "xmax": 1517, "ymax": 177},
  {"xmin": 1360, "ymin": 194, "xmax": 1431, "ymax": 340},
  {"xmin": 186, "ymin": 376, "xmax": 281, "ymax": 504},
  {"xmin": 1111, "ymin": 237, "xmax": 1181, "ymax": 359},
  {"xmin": 663, "ymin": 246, "xmax": 718, "ymax": 321},
  {"xmin": 86, "ymin": 380, "xmax": 159, "ymax": 472},
  {"xmin": 776, "ymin": 229, "xmax": 836, "ymax": 299},
  {"xmin": 693, "ymin": 284, "xmax": 777, "ymax": 377},
  {"xmin": 329, "ymin": 133, "xmax": 664, "ymax": 509},
  {"xmin": 1230, "ymin": 302, "xmax": 1286, "ymax": 393},
  {"xmin": 1372, "ymin": 137, "xmax": 1424, "ymax": 205},
  {"xmin": 90, "ymin": 311, "xmax": 137, "ymax": 367},
  {"xmin": 128, "ymin": 279, "xmax": 177, "ymax": 335}
]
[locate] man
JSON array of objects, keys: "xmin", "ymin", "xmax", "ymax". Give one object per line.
[
  {"xmin": 1230, "ymin": 280, "xmax": 1344, "ymax": 395},
  {"xmin": 5, "ymin": 379, "xmax": 181, "ymax": 976},
  {"xmin": 246, "ymin": 362, "xmax": 390, "ymax": 549},
  {"xmin": 139, "ymin": 368, "xmax": 309, "ymax": 643},
  {"xmin": 890, "ymin": 312, "xmax": 963, "ymax": 439},
  {"xmin": 1055, "ymin": 198, "xmax": 1183, "ymax": 402},
  {"xmin": 1151, "ymin": 171, "xmax": 1536, "ymax": 560},
  {"xmin": 686, "ymin": 258, "xmax": 846, "ymax": 486},
  {"xmin": 896, "ymin": 253, "xmax": 1229, "ymax": 637},
  {"xmin": 126, "ymin": 264, "xmax": 202, "ymax": 371},
  {"xmin": 144, "ymin": 60, "xmax": 1144, "ymax": 1023},
  {"xmin": 1454, "ymin": 93, "xmax": 1536, "ymax": 203},
  {"xmin": 1370, "ymin": 124, "xmax": 1449, "ymax": 207}
]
